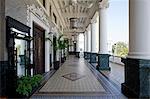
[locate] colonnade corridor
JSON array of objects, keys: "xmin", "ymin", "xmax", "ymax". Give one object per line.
[{"xmin": 31, "ymin": 55, "xmax": 127, "ymax": 99}]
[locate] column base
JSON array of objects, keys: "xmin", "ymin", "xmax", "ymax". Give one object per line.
[
  {"xmin": 84, "ymin": 52, "xmax": 88, "ymax": 59},
  {"xmin": 89, "ymin": 53, "xmax": 97, "ymax": 63},
  {"xmin": 97, "ymin": 54, "xmax": 111, "ymax": 71},
  {"xmin": 75, "ymin": 52, "xmax": 80, "ymax": 58},
  {"xmin": 69, "ymin": 51, "xmax": 76, "ymax": 55},
  {"xmin": 86, "ymin": 52, "xmax": 90, "ymax": 60},
  {"xmin": 98, "ymin": 66, "xmax": 110, "ymax": 70},
  {"xmin": 121, "ymin": 58, "xmax": 150, "ymax": 98}
]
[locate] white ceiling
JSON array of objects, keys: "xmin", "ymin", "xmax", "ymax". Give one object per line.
[{"xmin": 56, "ymin": 0, "xmax": 99, "ymax": 34}]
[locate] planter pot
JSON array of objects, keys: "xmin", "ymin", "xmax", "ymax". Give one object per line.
[
  {"xmin": 61, "ymin": 57, "xmax": 65, "ymax": 63},
  {"xmin": 54, "ymin": 61, "xmax": 60, "ymax": 70},
  {"xmin": 64, "ymin": 56, "xmax": 66, "ymax": 61}
]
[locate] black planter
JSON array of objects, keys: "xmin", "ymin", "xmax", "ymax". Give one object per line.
[
  {"xmin": 64, "ymin": 56, "xmax": 66, "ymax": 61},
  {"xmin": 75, "ymin": 52, "xmax": 80, "ymax": 58},
  {"xmin": 54, "ymin": 61, "xmax": 60, "ymax": 70},
  {"xmin": 61, "ymin": 57, "xmax": 65, "ymax": 63}
]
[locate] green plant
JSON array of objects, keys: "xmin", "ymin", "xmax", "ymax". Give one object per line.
[
  {"xmin": 46, "ymin": 34, "xmax": 69, "ymax": 51},
  {"xmin": 58, "ymin": 39, "xmax": 69, "ymax": 50},
  {"xmin": 31, "ymin": 74, "xmax": 42, "ymax": 87},
  {"xmin": 16, "ymin": 74, "xmax": 42, "ymax": 96},
  {"xmin": 16, "ymin": 76, "xmax": 32, "ymax": 96}
]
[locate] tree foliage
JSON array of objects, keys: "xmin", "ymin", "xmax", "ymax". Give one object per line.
[{"xmin": 112, "ymin": 42, "xmax": 128, "ymax": 57}]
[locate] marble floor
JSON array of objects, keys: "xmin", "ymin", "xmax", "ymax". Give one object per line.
[
  {"xmin": 31, "ymin": 55, "xmax": 127, "ymax": 99},
  {"xmin": 91, "ymin": 62, "xmax": 124, "ymax": 89}
]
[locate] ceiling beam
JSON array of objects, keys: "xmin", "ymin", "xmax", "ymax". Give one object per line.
[
  {"xmin": 63, "ymin": 13, "xmax": 88, "ymax": 18},
  {"xmin": 63, "ymin": 28, "xmax": 85, "ymax": 33}
]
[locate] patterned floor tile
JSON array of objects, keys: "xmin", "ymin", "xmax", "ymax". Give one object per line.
[{"xmin": 62, "ymin": 73, "xmax": 85, "ymax": 81}]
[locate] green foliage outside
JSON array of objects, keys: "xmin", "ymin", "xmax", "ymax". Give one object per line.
[
  {"xmin": 112, "ymin": 42, "xmax": 128, "ymax": 57},
  {"xmin": 16, "ymin": 74, "xmax": 43, "ymax": 96}
]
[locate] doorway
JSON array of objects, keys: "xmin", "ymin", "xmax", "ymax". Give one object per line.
[
  {"xmin": 53, "ymin": 36, "xmax": 57, "ymax": 63},
  {"xmin": 6, "ymin": 16, "xmax": 31, "ymax": 97},
  {"xmin": 33, "ymin": 23, "xmax": 45, "ymax": 74}
]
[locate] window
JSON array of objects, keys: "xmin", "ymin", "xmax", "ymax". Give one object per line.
[
  {"xmin": 53, "ymin": 13, "xmax": 57, "ymax": 24},
  {"xmin": 60, "ymin": 25, "xmax": 62, "ymax": 30},
  {"xmin": 49, "ymin": 5, "xmax": 51, "ymax": 16}
]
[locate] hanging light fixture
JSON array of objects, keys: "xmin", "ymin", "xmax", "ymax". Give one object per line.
[{"xmin": 70, "ymin": 18, "xmax": 78, "ymax": 29}]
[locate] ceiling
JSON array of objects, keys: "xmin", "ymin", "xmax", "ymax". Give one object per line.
[{"xmin": 56, "ymin": 0, "xmax": 99, "ymax": 35}]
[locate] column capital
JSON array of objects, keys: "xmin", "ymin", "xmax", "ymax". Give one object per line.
[{"xmin": 99, "ymin": 0, "xmax": 109, "ymax": 9}]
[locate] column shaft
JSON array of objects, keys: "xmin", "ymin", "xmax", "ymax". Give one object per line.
[
  {"xmin": 87, "ymin": 25, "xmax": 91, "ymax": 59},
  {"xmin": 99, "ymin": 8, "xmax": 108, "ymax": 54},
  {"xmin": 84, "ymin": 31, "xmax": 88, "ymax": 59},
  {"xmin": 128, "ymin": 0, "xmax": 150, "ymax": 59},
  {"xmin": 76, "ymin": 34, "xmax": 80, "ymax": 58},
  {"xmin": 85, "ymin": 31, "xmax": 88, "ymax": 52},
  {"xmin": 87, "ymin": 24, "xmax": 91, "ymax": 52},
  {"xmin": 91, "ymin": 22, "xmax": 97, "ymax": 53},
  {"xmin": 90, "ymin": 20, "xmax": 97, "ymax": 63},
  {"xmin": 121, "ymin": 0, "xmax": 150, "ymax": 98}
]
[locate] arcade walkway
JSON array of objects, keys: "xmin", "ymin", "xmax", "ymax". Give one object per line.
[{"xmin": 31, "ymin": 55, "xmax": 126, "ymax": 99}]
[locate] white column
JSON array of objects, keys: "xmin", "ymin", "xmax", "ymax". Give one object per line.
[
  {"xmin": 76, "ymin": 34, "xmax": 80, "ymax": 52},
  {"xmin": 99, "ymin": 1, "xmax": 109, "ymax": 54},
  {"xmin": 0, "ymin": 0, "xmax": 7, "ymax": 61},
  {"xmin": 84, "ymin": 33, "xmax": 86, "ymax": 52},
  {"xmin": 85, "ymin": 30, "xmax": 88, "ymax": 52},
  {"xmin": 96, "ymin": 15, "xmax": 99, "ymax": 53},
  {"xmin": 87, "ymin": 24, "xmax": 91, "ymax": 52},
  {"xmin": 68, "ymin": 38, "xmax": 71, "ymax": 52},
  {"xmin": 128, "ymin": 0, "xmax": 150, "ymax": 60},
  {"xmin": 71, "ymin": 36, "xmax": 74, "ymax": 51},
  {"xmin": 45, "ymin": 39, "xmax": 50, "ymax": 72},
  {"xmin": 91, "ymin": 21, "xmax": 97, "ymax": 53}
]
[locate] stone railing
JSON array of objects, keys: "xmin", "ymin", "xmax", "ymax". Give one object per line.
[{"xmin": 109, "ymin": 55, "xmax": 124, "ymax": 66}]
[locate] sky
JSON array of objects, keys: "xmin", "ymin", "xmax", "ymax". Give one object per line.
[
  {"xmin": 79, "ymin": 0, "xmax": 129, "ymax": 51},
  {"xmin": 107, "ymin": 0, "xmax": 129, "ymax": 44}
]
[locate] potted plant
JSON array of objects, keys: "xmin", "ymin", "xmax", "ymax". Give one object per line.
[
  {"xmin": 16, "ymin": 74, "xmax": 42, "ymax": 98},
  {"xmin": 46, "ymin": 34, "xmax": 69, "ymax": 69}
]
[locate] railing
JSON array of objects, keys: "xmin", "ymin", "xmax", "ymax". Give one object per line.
[{"xmin": 109, "ymin": 55, "xmax": 124, "ymax": 66}]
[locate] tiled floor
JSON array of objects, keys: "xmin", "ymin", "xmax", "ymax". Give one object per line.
[
  {"xmin": 31, "ymin": 55, "xmax": 127, "ymax": 99},
  {"xmin": 91, "ymin": 62, "xmax": 124, "ymax": 88}
]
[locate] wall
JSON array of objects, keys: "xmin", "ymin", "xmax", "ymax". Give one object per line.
[
  {"xmin": 5, "ymin": 0, "xmax": 28, "ymax": 25},
  {"xmin": 0, "ymin": 0, "xmax": 7, "ymax": 61}
]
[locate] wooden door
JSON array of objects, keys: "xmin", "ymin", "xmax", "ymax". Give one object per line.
[{"xmin": 33, "ymin": 23, "xmax": 45, "ymax": 74}]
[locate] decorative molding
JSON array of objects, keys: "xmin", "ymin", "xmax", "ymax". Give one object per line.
[
  {"xmin": 27, "ymin": 5, "xmax": 30, "ymax": 26},
  {"xmin": 27, "ymin": 4, "xmax": 49, "ymax": 26}
]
